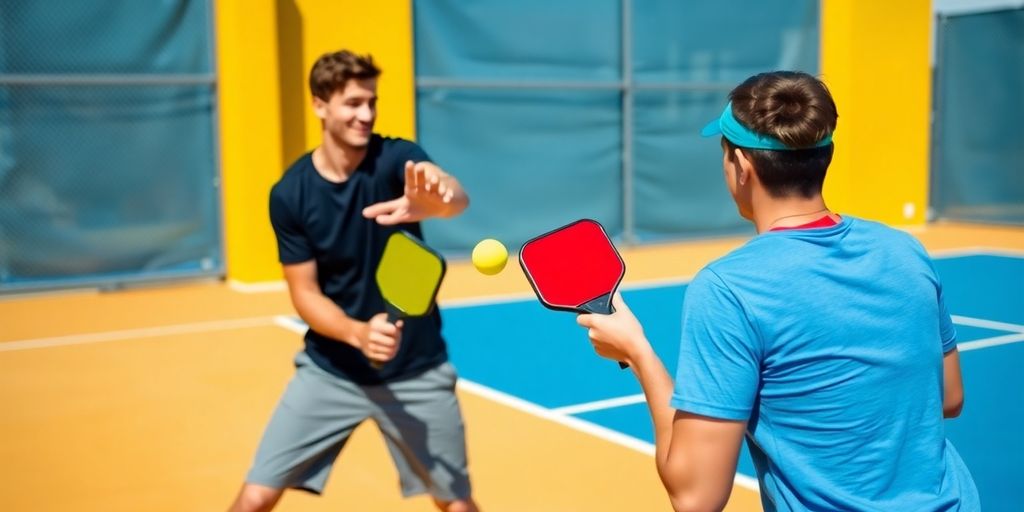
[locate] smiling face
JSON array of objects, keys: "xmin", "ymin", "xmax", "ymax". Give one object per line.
[{"xmin": 313, "ymin": 77, "xmax": 378, "ymax": 149}]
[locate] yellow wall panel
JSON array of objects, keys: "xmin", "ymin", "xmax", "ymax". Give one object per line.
[
  {"xmin": 821, "ymin": 0, "xmax": 932, "ymax": 225},
  {"xmin": 292, "ymin": 0, "xmax": 417, "ymax": 153},
  {"xmin": 215, "ymin": 0, "xmax": 285, "ymax": 283},
  {"xmin": 217, "ymin": 1, "xmax": 416, "ymax": 283}
]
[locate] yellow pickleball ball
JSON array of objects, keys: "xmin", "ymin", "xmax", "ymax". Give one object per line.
[{"xmin": 472, "ymin": 239, "xmax": 508, "ymax": 275}]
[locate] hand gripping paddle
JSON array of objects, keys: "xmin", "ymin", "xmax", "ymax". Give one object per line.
[
  {"xmin": 519, "ymin": 219, "xmax": 628, "ymax": 368},
  {"xmin": 374, "ymin": 231, "xmax": 446, "ymax": 369}
]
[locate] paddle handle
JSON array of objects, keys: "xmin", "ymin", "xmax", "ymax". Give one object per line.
[
  {"xmin": 608, "ymin": 303, "xmax": 629, "ymax": 370},
  {"xmin": 579, "ymin": 295, "xmax": 628, "ymax": 370},
  {"xmin": 370, "ymin": 308, "xmax": 402, "ymax": 370}
]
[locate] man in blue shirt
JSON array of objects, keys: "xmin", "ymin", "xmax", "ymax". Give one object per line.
[
  {"xmin": 578, "ymin": 71, "xmax": 979, "ymax": 511},
  {"xmin": 229, "ymin": 50, "xmax": 478, "ymax": 512}
]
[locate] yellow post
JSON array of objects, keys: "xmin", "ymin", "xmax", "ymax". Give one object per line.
[
  {"xmin": 215, "ymin": 0, "xmax": 416, "ymax": 284},
  {"xmin": 293, "ymin": 0, "xmax": 418, "ymax": 150},
  {"xmin": 215, "ymin": 0, "xmax": 286, "ymax": 283},
  {"xmin": 821, "ymin": 0, "xmax": 932, "ymax": 225}
]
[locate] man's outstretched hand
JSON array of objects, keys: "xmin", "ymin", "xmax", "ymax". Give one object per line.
[{"xmin": 363, "ymin": 160, "xmax": 461, "ymax": 225}]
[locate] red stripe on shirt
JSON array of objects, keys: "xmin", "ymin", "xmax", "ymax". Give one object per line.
[{"xmin": 769, "ymin": 215, "xmax": 840, "ymax": 232}]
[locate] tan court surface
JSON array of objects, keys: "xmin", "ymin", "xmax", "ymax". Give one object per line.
[{"xmin": 1, "ymin": 222, "xmax": 1022, "ymax": 511}]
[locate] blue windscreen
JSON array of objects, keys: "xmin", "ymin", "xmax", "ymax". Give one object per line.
[
  {"xmin": 0, "ymin": 0, "xmax": 221, "ymax": 291},
  {"xmin": 414, "ymin": 0, "xmax": 820, "ymax": 252},
  {"xmin": 932, "ymin": 8, "xmax": 1024, "ymax": 225}
]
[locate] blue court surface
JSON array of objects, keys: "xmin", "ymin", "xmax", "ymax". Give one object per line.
[{"xmin": 442, "ymin": 252, "xmax": 1024, "ymax": 511}]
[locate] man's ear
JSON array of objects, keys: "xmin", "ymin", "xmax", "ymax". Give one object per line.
[
  {"xmin": 733, "ymin": 147, "xmax": 755, "ymax": 186},
  {"xmin": 312, "ymin": 96, "xmax": 327, "ymax": 120}
]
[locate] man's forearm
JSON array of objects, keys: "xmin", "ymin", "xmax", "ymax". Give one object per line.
[
  {"xmin": 630, "ymin": 347, "xmax": 676, "ymax": 468},
  {"xmin": 290, "ymin": 289, "xmax": 364, "ymax": 348}
]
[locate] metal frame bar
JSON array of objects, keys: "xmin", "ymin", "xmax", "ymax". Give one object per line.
[
  {"xmin": 621, "ymin": 0, "xmax": 635, "ymax": 243},
  {"xmin": 0, "ymin": 74, "xmax": 216, "ymax": 86},
  {"xmin": 929, "ymin": 13, "xmax": 948, "ymax": 222},
  {"xmin": 415, "ymin": 78, "xmax": 623, "ymax": 90},
  {"xmin": 415, "ymin": 78, "xmax": 733, "ymax": 92},
  {"xmin": 207, "ymin": 0, "xmax": 228, "ymax": 279}
]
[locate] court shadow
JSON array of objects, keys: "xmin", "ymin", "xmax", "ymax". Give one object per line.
[{"xmin": 367, "ymin": 377, "xmax": 461, "ymax": 497}]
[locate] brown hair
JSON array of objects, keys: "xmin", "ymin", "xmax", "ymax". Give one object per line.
[
  {"xmin": 726, "ymin": 71, "xmax": 839, "ymax": 198},
  {"xmin": 729, "ymin": 71, "xmax": 837, "ymax": 148},
  {"xmin": 308, "ymin": 50, "xmax": 381, "ymax": 101}
]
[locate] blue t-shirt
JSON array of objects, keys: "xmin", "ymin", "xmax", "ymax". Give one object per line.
[
  {"xmin": 671, "ymin": 217, "xmax": 979, "ymax": 511},
  {"xmin": 269, "ymin": 135, "xmax": 447, "ymax": 384}
]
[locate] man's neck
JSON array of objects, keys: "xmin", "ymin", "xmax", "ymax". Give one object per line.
[
  {"xmin": 312, "ymin": 133, "xmax": 369, "ymax": 183},
  {"xmin": 751, "ymin": 193, "xmax": 829, "ymax": 234}
]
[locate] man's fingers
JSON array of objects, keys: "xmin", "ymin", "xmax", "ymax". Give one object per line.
[
  {"xmin": 376, "ymin": 321, "xmax": 397, "ymax": 336},
  {"xmin": 414, "ymin": 168, "xmax": 426, "ymax": 194},
  {"xmin": 372, "ymin": 213, "xmax": 404, "ymax": 226},
  {"xmin": 364, "ymin": 198, "xmax": 410, "ymax": 225},
  {"xmin": 577, "ymin": 314, "xmax": 594, "ymax": 328},
  {"xmin": 363, "ymin": 199, "xmax": 399, "ymax": 219},
  {"xmin": 369, "ymin": 332, "xmax": 397, "ymax": 348},
  {"xmin": 405, "ymin": 162, "xmax": 418, "ymax": 194}
]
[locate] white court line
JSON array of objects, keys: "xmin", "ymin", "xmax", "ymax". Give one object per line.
[
  {"xmin": 455, "ymin": 379, "xmax": 761, "ymax": 492},
  {"xmin": 229, "ymin": 280, "xmax": 287, "ymax": 293},
  {"xmin": 273, "ymin": 315, "xmax": 308, "ymax": 333},
  {"xmin": 0, "ymin": 316, "xmax": 276, "ymax": 352},
  {"xmin": 952, "ymin": 315, "xmax": 1024, "ymax": 333},
  {"xmin": 551, "ymin": 394, "xmax": 648, "ymax": 415},
  {"xmin": 959, "ymin": 333, "xmax": 1024, "ymax": 352},
  {"xmin": 931, "ymin": 247, "xmax": 1024, "ymax": 259}
]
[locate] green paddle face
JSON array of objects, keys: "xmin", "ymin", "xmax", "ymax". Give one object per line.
[{"xmin": 376, "ymin": 231, "xmax": 446, "ymax": 318}]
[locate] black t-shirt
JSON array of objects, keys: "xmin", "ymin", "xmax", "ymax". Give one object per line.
[{"xmin": 269, "ymin": 135, "xmax": 447, "ymax": 384}]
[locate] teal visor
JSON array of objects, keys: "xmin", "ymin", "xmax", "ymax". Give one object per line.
[{"xmin": 700, "ymin": 101, "xmax": 833, "ymax": 150}]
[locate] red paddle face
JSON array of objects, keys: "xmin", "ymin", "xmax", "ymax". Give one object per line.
[{"xmin": 519, "ymin": 219, "xmax": 625, "ymax": 314}]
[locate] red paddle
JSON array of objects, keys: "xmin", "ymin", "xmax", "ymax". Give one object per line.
[{"xmin": 519, "ymin": 219, "xmax": 628, "ymax": 369}]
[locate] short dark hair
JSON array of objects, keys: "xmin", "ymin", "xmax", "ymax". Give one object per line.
[
  {"xmin": 726, "ymin": 71, "xmax": 839, "ymax": 198},
  {"xmin": 308, "ymin": 50, "xmax": 381, "ymax": 101}
]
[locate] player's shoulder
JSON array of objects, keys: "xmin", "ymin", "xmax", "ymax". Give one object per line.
[
  {"xmin": 848, "ymin": 217, "xmax": 928, "ymax": 254},
  {"xmin": 375, "ymin": 134, "xmax": 416, "ymax": 146},
  {"xmin": 702, "ymin": 238, "xmax": 764, "ymax": 278},
  {"xmin": 374, "ymin": 134, "xmax": 429, "ymax": 160},
  {"xmin": 272, "ymin": 152, "xmax": 315, "ymax": 194}
]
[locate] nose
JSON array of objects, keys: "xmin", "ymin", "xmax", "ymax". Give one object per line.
[{"xmin": 357, "ymin": 104, "xmax": 375, "ymax": 123}]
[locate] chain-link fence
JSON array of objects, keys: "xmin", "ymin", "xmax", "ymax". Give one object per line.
[{"xmin": 0, "ymin": 0, "xmax": 222, "ymax": 292}]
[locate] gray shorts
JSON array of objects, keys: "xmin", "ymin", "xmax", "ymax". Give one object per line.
[{"xmin": 246, "ymin": 351, "xmax": 472, "ymax": 501}]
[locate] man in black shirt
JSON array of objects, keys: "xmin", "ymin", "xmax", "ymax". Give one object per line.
[{"xmin": 229, "ymin": 50, "xmax": 477, "ymax": 512}]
